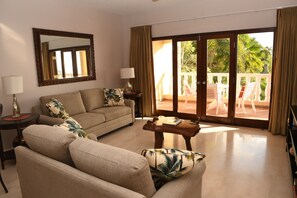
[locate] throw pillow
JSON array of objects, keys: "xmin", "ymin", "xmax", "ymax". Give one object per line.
[
  {"xmin": 103, "ymin": 88, "xmax": 125, "ymax": 107},
  {"xmin": 141, "ymin": 148, "xmax": 205, "ymax": 189},
  {"xmin": 46, "ymin": 98, "xmax": 70, "ymax": 119},
  {"xmin": 54, "ymin": 117, "xmax": 87, "ymax": 138}
]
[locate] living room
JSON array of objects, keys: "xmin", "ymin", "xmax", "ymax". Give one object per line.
[{"xmin": 1, "ymin": 0, "xmax": 297, "ymax": 197}]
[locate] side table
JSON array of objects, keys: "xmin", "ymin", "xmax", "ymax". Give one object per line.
[
  {"xmin": 124, "ymin": 91, "xmax": 143, "ymax": 119},
  {"xmin": 0, "ymin": 113, "xmax": 40, "ymax": 169}
]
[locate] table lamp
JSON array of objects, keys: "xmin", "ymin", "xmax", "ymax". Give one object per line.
[
  {"xmin": 120, "ymin": 68, "xmax": 135, "ymax": 92},
  {"xmin": 2, "ymin": 75, "xmax": 23, "ymax": 117}
]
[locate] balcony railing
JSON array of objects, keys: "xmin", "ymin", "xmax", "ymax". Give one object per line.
[{"xmin": 156, "ymin": 72, "xmax": 271, "ymax": 105}]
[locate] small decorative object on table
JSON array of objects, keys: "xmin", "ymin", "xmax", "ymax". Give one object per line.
[{"xmin": 157, "ymin": 116, "xmax": 182, "ymax": 126}]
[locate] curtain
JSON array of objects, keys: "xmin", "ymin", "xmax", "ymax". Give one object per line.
[
  {"xmin": 269, "ymin": 7, "xmax": 297, "ymax": 135},
  {"xmin": 41, "ymin": 42, "xmax": 51, "ymax": 80},
  {"xmin": 130, "ymin": 25, "xmax": 156, "ymax": 116}
]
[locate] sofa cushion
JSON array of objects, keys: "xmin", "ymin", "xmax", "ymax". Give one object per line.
[
  {"xmin": 23, "ymin": 125, "xmax": 76, "ymax": 166},
  {"xmin": 90, "ymin": 106, "xmax": 131, "ymax": 122},
  {"xmin": 141, "ymin": 148, "xmax": 206, "ymax": 189},
  {"xmin": 80, "ymin": 88, "xmax": 105, "ymax": 112},
  {"xmin": 103, "ymin": 88, "xmax": 125, "ymax": 107},
  {"xmin": 69, "ymin": 138, "xmax": 156, "ymax": 197},
  {"xmin": 72, "ymin": 112, "xmax": 105, "ymax": 130},
  {"xmin": 40, "ymin": 91, "xmax": 86, "ymax": 116},
  {"xmin": 54, "ymin": 117, "xmax": 87, "ymax": 138},
  {"xmin": 46, "ymin": 98, "xmax": 70, "ymax": 119}
]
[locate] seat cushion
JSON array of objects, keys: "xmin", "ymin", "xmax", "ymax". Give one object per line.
[
  {"xmin": 72, "ymin": 112, "xmax": 105, "ymax": 130},
  {"xmin": 90, "ymin": 106, "xmax": 131, "ymax": 122},
  {"xmin": 40, "ymin": 91, "xmax": 86, "ymax": 116},
  {"xmin": 80, "ymin": 88, "xmax": 105, "ymax": 112},
  {"xmin": 69, "ymin": 138, "xmax": 156, "ymax": 197},
  {"xmin": 23, "ymin": 125, "xmax": 77, "ymax": 166}
]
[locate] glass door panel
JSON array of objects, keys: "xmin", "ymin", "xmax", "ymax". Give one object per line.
[
  {"xmin": 76, "ymin": 50, "xmax": 88, "ymax": 77},
  {"xmin": 63, "ymin": 51, "xmax": 74, "ymax": 78},
  {"xmin": 177, "ymin": 40, "xmax": 197, "ymax": 114},
  {"xmin": 206, "ymin": 38, "xmax": 230, "ymax": 117},
  {"xmin": 235, "ymin": 32, "xmax": 273, "ymax": 120},
  {"xmin": 153, "ymin": 40, "xmax": 173, "ymax": 111}
]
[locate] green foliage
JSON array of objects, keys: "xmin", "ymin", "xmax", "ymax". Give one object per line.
[{"xmin": 178, "ymin": 34, "xmax": 273, "ymax": 74}]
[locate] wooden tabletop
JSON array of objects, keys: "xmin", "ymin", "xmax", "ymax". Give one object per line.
[{"xmin": 143, "ymin": 117, "xmax": 200, "ymax": 137}]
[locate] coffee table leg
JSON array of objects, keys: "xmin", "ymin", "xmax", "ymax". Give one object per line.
[
  {"xmin": 183, "ymin": 135, "xmax": 192, "ymax": 151},
  {"xmin": 154, "ymin": 132, "xmax": 164, "ymax": 148}
]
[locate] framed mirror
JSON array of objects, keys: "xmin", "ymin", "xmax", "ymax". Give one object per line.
[{"xmin": 33, "ymin": 28, "xmax": 96, "ymax": 86}]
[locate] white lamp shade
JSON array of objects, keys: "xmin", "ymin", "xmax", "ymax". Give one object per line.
[
  {"xmin": 2, "ymin": 75, "xmax": 23, "ymax": 95},
  {"xmin": 120, "ymin": 68, "xmax": 135, "ymax": 79}
]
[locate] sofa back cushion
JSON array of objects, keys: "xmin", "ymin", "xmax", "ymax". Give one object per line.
[
  {"xmin": 40, "ymin": 91, "xmax": 86, "ymax": 116},
  {"xmin": 23, "ymin": 125, "xmax": 77, "ymax": 166},
  {"xmin": 69, "ymin": 138, "xmax": 156, "ymax": 197},
  {"xmin": 80, "ymin": 88, "xmax": 105, "ymax": 112}
]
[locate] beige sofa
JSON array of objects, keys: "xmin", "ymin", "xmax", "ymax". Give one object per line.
[
  {"xmin": 16, "ymin": 125, "xmax": 206, "ymax": 198},
  {"xmin": 32, "ymin": 88, "xmax": 135, "ymax": 137}
]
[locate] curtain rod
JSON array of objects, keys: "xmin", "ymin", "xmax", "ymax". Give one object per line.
[{"xmin": 135, "ymin": 4, "xmax": 297, "ymax": 26}]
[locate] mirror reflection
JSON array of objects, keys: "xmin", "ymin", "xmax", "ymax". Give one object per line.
[{"xmin": 33, "ymin": 28, "xmax": 96, "ymax": 86}]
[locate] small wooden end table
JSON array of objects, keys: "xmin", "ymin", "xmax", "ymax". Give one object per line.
[
  {"xmin": 143, "ymin": 117, "xmax": 200, "ymax": 151},
  {"xmin": 0, "ymin": 113, "xmax": 40, "ymax": 169},
  {"xmin": 124, "ymin": 91, "xmax": 143, "ymax": 119}
]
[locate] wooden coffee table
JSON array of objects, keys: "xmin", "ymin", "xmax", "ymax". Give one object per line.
[{"xmin": 143, "ymin": 117, "xmax": 200, "ymax": 151}]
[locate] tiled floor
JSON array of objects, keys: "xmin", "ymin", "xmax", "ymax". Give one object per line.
[{"xmin": 0, "ymin": 119, "xmax": 293, "ymax": 198}]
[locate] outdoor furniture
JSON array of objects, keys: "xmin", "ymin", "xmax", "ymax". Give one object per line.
[
  {"xmin": 143, "ymin": 117, "xmax": 200, "ymax": 151},
  {"xmin": 207, "ymin": 83, "xmax": 228, "ymax": 114},
  {"xmin": 238, "ymin": 82, "xmax": 257, "ymax": 113}
]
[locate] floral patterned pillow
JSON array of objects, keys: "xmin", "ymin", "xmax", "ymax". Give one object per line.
[
  {"xmin": 54, "ymin": 117, "xmax": 87, "ymax": 138},
  {"xmin": 46, "ymin": 98, "xmax": 70, "ymax": 119},
  {"xmin": 103, "ymin": 88, "xmax": 125, "ymax": 107},
  {"xmin": 141, "ymin": 148, "xmax": 205, "ymax": 189}
]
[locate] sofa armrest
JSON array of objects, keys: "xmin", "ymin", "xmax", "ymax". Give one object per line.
[
  {"xmin": 124, "ymin": 99, "xmax": 135, "ymax": 122},
  {"xmin": 152, "ymin": 160, "xmax": 206, "ymax": 198},
  {"xmin": 38, "ymin": 115, "xmax": 64, "ymax": 126}
]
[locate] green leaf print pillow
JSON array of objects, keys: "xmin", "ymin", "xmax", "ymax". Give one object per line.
[
  {"xmin": 46, "ymin": 98, "xmax": 70, "ymax": 119},
  {"xmin": 141, "ymin": 148, "xmax": 205, "ymax": 189},
  {"xmin": 103, "ymin": 88, "xmax": 125, "ymax": 107},
  {"xmin": 54, "ymin": 117, "xmax": 87, "ymax": 138}
]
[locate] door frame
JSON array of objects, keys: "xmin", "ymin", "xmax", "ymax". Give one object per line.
[{"xmin": 153, "ymin": 27, "xmax": 275, "ymax": 129}]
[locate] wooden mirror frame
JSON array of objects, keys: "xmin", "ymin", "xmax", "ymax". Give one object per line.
[{"xmin": 33, "ymin": 28, "xmax": 96, "ymax": 86}]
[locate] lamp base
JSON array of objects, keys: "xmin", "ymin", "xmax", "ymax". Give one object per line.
[
  {"xmin": 124, "ymin": 81, "xmax": 133, "ymax": 93},
  {"xmin": 12, "ymin": 94, "xmax": 21, "ymax": 118}
]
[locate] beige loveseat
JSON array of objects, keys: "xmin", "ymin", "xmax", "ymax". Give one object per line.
[
  {"xmin": 32, "ymin": 88, "xmax": 135, "ymax": 137},
  {"xmin": 16, "ymin": 125, "xmax": 206, "ymax": 198}
]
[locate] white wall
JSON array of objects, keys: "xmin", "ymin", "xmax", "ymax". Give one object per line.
[
  {"xmin": 122, "ymin": 0, "xmax": 297, "ymax": 66},
  {"xmin": 0, "ymin": 0, "xmax": 123, "ymax": 149}
]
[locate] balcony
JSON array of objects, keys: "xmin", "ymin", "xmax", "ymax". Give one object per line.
[{"xmin": 155, "ymin": 72, "xmax": 271, "ymax": 120}]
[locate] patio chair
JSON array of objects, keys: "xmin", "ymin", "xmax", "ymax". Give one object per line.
[
  {"xmin": 237, "ymin": 82, "xmax": 257, "ymax": 113},
  {"xmin": 207, "ymin": 83, "xmax": 227, "ymax": 115},
  {"xmin": 184, "ymin": 80, "xmax": 196, "ymax": 106}
]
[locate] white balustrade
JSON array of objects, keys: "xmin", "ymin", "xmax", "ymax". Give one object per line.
[{"xmin": 156, "ymin": 72, "xmax": 271, "ymax": 104}]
